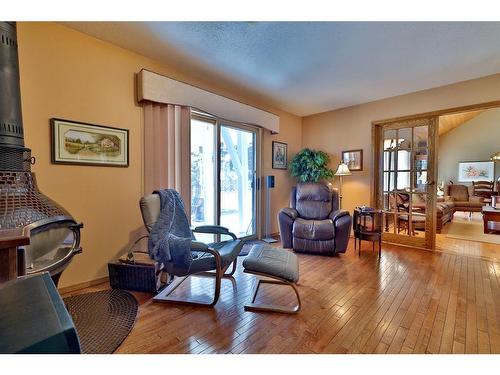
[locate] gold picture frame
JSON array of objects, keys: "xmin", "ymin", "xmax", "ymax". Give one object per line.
[{"xmin": 51, "ymin": 118, "xmax": 129, "ymax": 167}]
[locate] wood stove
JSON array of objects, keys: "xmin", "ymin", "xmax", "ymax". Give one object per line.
[{"xmin": 0, "ymin": 22, "xmax": 83, "ymax": 285}]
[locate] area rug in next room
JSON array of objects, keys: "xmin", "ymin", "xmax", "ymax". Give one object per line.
[{"xmin": 446, "ymin": 217, "xmax": 500, "ymax": 245}]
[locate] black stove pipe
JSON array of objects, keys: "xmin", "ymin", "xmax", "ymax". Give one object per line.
[{"xmin": 0, "ymin": 21, "xmax": 29, "ymax": 171}]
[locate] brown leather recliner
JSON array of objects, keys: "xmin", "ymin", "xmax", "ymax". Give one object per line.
[{"xmin": 278, "ymin": 182, "xmax": 352, "ymax": 255}]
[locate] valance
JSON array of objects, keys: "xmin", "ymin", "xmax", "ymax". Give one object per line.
[{"xmin": 137, "ymin": 69, "xmax": 280, "ymax": 133}]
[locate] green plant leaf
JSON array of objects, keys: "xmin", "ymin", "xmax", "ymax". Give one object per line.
[{"xmin": 289, "ymin": 148, "xmax": 334, "ymax": 183}]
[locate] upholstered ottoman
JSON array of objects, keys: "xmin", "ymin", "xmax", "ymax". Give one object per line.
[{"xmin": 242, "ymin": 245, "xmax": 300, "ymax": 314}]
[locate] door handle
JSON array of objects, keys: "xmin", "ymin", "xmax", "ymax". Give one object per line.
[{"xmin": 425, "ymin": 180, "xmax": 435, "ymax": 186}]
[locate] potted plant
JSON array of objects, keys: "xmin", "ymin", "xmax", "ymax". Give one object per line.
[{"xmin": 289, "ymin": 148, "xmax": 334, "ymax": 183}]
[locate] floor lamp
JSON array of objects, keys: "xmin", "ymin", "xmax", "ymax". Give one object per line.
[{"xmin": 334, "ymin": 163, "xmax": 351, "ymax": 209}]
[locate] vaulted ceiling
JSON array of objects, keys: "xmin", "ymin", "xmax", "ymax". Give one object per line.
[
  {"xmin": 439, "ymin": 110, "xmax": 484, "ymax": 136},
  {"xmin": 64, "ymin": 22, "xmax": 500, "ymax": 117}
]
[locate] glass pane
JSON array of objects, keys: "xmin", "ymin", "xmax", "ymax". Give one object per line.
[
  {"xmin": 383, "ymin": 211, "xmax": 395, "ymax": 234},
  {"xmin": 414, "ymin": 126, "xmax": 428, "ymax": 148},
  {"xmin": 220, "ymin": 125, "xmax": 256, "ymax": 238},
  {"xmin": 397, "ymin": 150, "xmax": 411, "ymax": 171},
  {"xmin": 413, "ymin": 170, "xmax": 428, "ymax": 192},
  {"xmin": 383, "ymin": 129, "xmax": 397, "ymax": 150},
  {"xmin": 191, "ymin": 117, "xmax": 216, "ymax": 230},
  {"xmin": 383, "ymin": 212, "xmax": 422, "ymax": 235},
  {"xmin": 414, "ymin": 149, "xmax": 428, "ymax": 170},
  {"xmin": 26, "ymin": 226, "xmax": 75, "ymax": 273},
  {"xmin": 387, "ymin": 192, "xmax": 397, "ymax": 211},
  {"xmin": 383, "ymin": 150, "xmax": 396, "ymax": 171},
  {"xmin": 384, "ymin": 172, "xmax": 395, "ymax": 192},
  {"xmin": 411, "ymin": 193, "xmax": 427, "ymax": 212},
  {"xmin": 396, "ymin": 171, "xmax": 410, "ymax": 190},
  {"xmin": 396, "ymin": 214, "xmax": 411, "ymax": 236},
  {"xmin": 397, "ymin": 128, "xmax": 412, "ymax": 149},
  {"xmin": 405, "ymin": 212, "xmax": 426, "ymax": 236}
]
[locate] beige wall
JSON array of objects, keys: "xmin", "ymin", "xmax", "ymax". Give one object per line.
[
  {"xmin": 302, "ymin": 73, "xmax": 500, "ymax": 215},
  {"xmin": 18, "ymin": 22, "xmax": 500, "ymax": 288},
  {"xmin": 438, "ymin": 108, "xmax": 500, "ymax": 184},
  {"xmin": 17, "ymin": 22, "xmax": 301, "ymax": 288}
]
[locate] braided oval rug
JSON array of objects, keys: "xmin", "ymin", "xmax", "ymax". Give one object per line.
[{"xmin": 64, "ymin": 289, "xmax": 138, "ymax": 354}]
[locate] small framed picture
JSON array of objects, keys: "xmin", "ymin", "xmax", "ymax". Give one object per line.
[
  {"xmin": 272, "ymin": 141, "xmax": 288, "ymax": 169},
  {"xmin": 51, "ymin": 118, "xmax": 129, "ymax": 167},
  {"xmin": 458, "ymin": 160, "xmax": 494, "ymax": 182},
  {"xmin": 342, "ymin": 149, "xmax": 363, "ymax": 171}
]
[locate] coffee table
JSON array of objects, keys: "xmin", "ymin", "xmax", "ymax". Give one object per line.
[{"xmin": 482, "ymin": 206, "xmax": 500, "ymax": 234}]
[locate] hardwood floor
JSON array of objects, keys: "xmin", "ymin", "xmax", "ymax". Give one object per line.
[
  {"xmin": 64, "ymin": 239, "xmax": 500, "ymax": 354},
  {"xmin": 436, "ymin": 212, "xmax": 500, "ymax": 261}
]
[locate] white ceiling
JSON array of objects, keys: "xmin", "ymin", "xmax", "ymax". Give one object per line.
[{"xmin": 64, "ymin": 22, "xmax": 500, "ymax": 117}]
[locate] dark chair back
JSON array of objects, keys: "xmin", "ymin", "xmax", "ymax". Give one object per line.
[
  {"xmin": 473, "ymin": 180, "xmax": 494, "ymax": 200},
  {"xmin": 290, "ymin": 183, "xmax": 338, "ymax": 220},
  {"xmin": 388, "ymin": 190, "xmax": 410, "ymax": 212}
]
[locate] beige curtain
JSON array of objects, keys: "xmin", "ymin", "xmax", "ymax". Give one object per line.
[{"xmin": 143, "ymin": 101, "xmax": 191, "ymax": 217}]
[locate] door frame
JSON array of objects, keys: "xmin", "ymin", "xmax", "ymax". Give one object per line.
[
  {"xmin": 372, "ymin": 117, "xmax": 438, "ymax": 249},
  {"xmin": 371, "ymin": 99, "xmax": 500, "ymax": 250}
]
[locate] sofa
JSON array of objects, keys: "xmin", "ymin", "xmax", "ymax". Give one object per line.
[
  {"xmin": 402, "ymin": 191, "xmax": 454, "ymax": 233},
  {"xmin": 278, "ymin": 182, "xmax": 352, "ymax": 255},
  {"xmin": 410, "ymin": 184, "xmax": 485, "ymax": 233},
  {"xmin": 436, "ymin": 201, "xmax": 455, "ymax": 232},
  {"xmin": 445, "ymin": 184, "xmax": 485, "ymax": 213}
]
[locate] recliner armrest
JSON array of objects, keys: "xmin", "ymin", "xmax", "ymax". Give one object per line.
[
  {"xmin": 280, "ymin": 207, "xmax": 298, "ymax": 220},
  {"xmin": 329, "ymin": 209, "xmax": 350, "ymax": 222},
  {"xmin": 193, "ymin": 225, "xmax": 237, "ymax": 240}
]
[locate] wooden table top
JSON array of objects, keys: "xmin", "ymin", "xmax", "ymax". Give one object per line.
[
  {"xmin": 0, "ymin": 228, "xmax": 30, "ymax": 249},
  {"xmin": 482, "ymin": 205, "xmax": 500, "ymax": 214}
]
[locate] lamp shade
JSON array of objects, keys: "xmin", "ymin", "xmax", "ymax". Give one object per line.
[{"xmin": 335, "ymin": 163, "xmax": 352, "ymax": 176}]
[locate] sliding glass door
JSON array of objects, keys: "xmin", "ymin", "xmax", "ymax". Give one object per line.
[
  {"xmin": 190, "ymin": 114, "xmax": 259, "ymax": 239},
  {"xmin": 191, "ymin": 116, "xmax": 217, "ymax": 228},
  {"xmin": 220, "ymin": 124, "xmax": 256, "ymax": 237}
]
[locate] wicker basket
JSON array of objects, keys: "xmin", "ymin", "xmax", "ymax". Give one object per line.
[{"xmin": 108, "ymin": 252, "xmax": 165, "ymax": 293}]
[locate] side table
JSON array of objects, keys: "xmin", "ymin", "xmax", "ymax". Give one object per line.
[{"xmin": 353, "ymin": 207, "xmax": 383, "ymax": 257}]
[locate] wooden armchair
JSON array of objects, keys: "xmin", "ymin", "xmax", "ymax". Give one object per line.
[{"xmin": 472, "ymin": 180, "xmax": 494, "ymax": 201}]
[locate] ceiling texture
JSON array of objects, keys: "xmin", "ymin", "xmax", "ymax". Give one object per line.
[
  {"xmin": 438, "ymin": 110, "xmax": 484, "ymax": 136},
  {"xmin": 64, "ymin": 22, "xmax": 500, "ymax": 117}
]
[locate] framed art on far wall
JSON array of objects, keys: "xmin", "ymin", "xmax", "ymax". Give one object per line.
[
  {"xmin": 458, "ymin": 160, "xmax": 494, "ymax": 182},
  {"xmin": 51, "ymin": 118, "xmax": 129, "ymax": 167},
  {"xmin": 342, "ymin": 149, "xmax": 363, "ymax": 171},
  {"xmin": 272, "ymin": 141, "xmax": 288, "ymax": 169}
]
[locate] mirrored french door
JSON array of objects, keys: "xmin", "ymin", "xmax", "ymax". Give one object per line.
[
  {"xmin": 190, "ymin": 113, "xmax": 260, "ymax": 239},
  {"xmin": 373, "ymin": 117, "xmax": 438, "ymax": 249}
]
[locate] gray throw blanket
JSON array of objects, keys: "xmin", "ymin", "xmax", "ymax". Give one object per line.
[{"xmin": 148, "ymin": 189, "xmax": 194, "ymax": 275}]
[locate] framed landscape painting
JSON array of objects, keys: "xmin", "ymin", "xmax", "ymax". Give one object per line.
[
  {"xmin": 458, "ymin": 161, "xmax": 494, "ymax": 182},
  {"xmin": 272, "ymin": 141, "xmax": 288, "ymax": 169},
  {"xmin": 51, "ymin": 118, "xmax": 129, "ymax": 167},
  {"xmin": 342, "ymin": 149, "xmax": 363, "ymax": 171}
]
